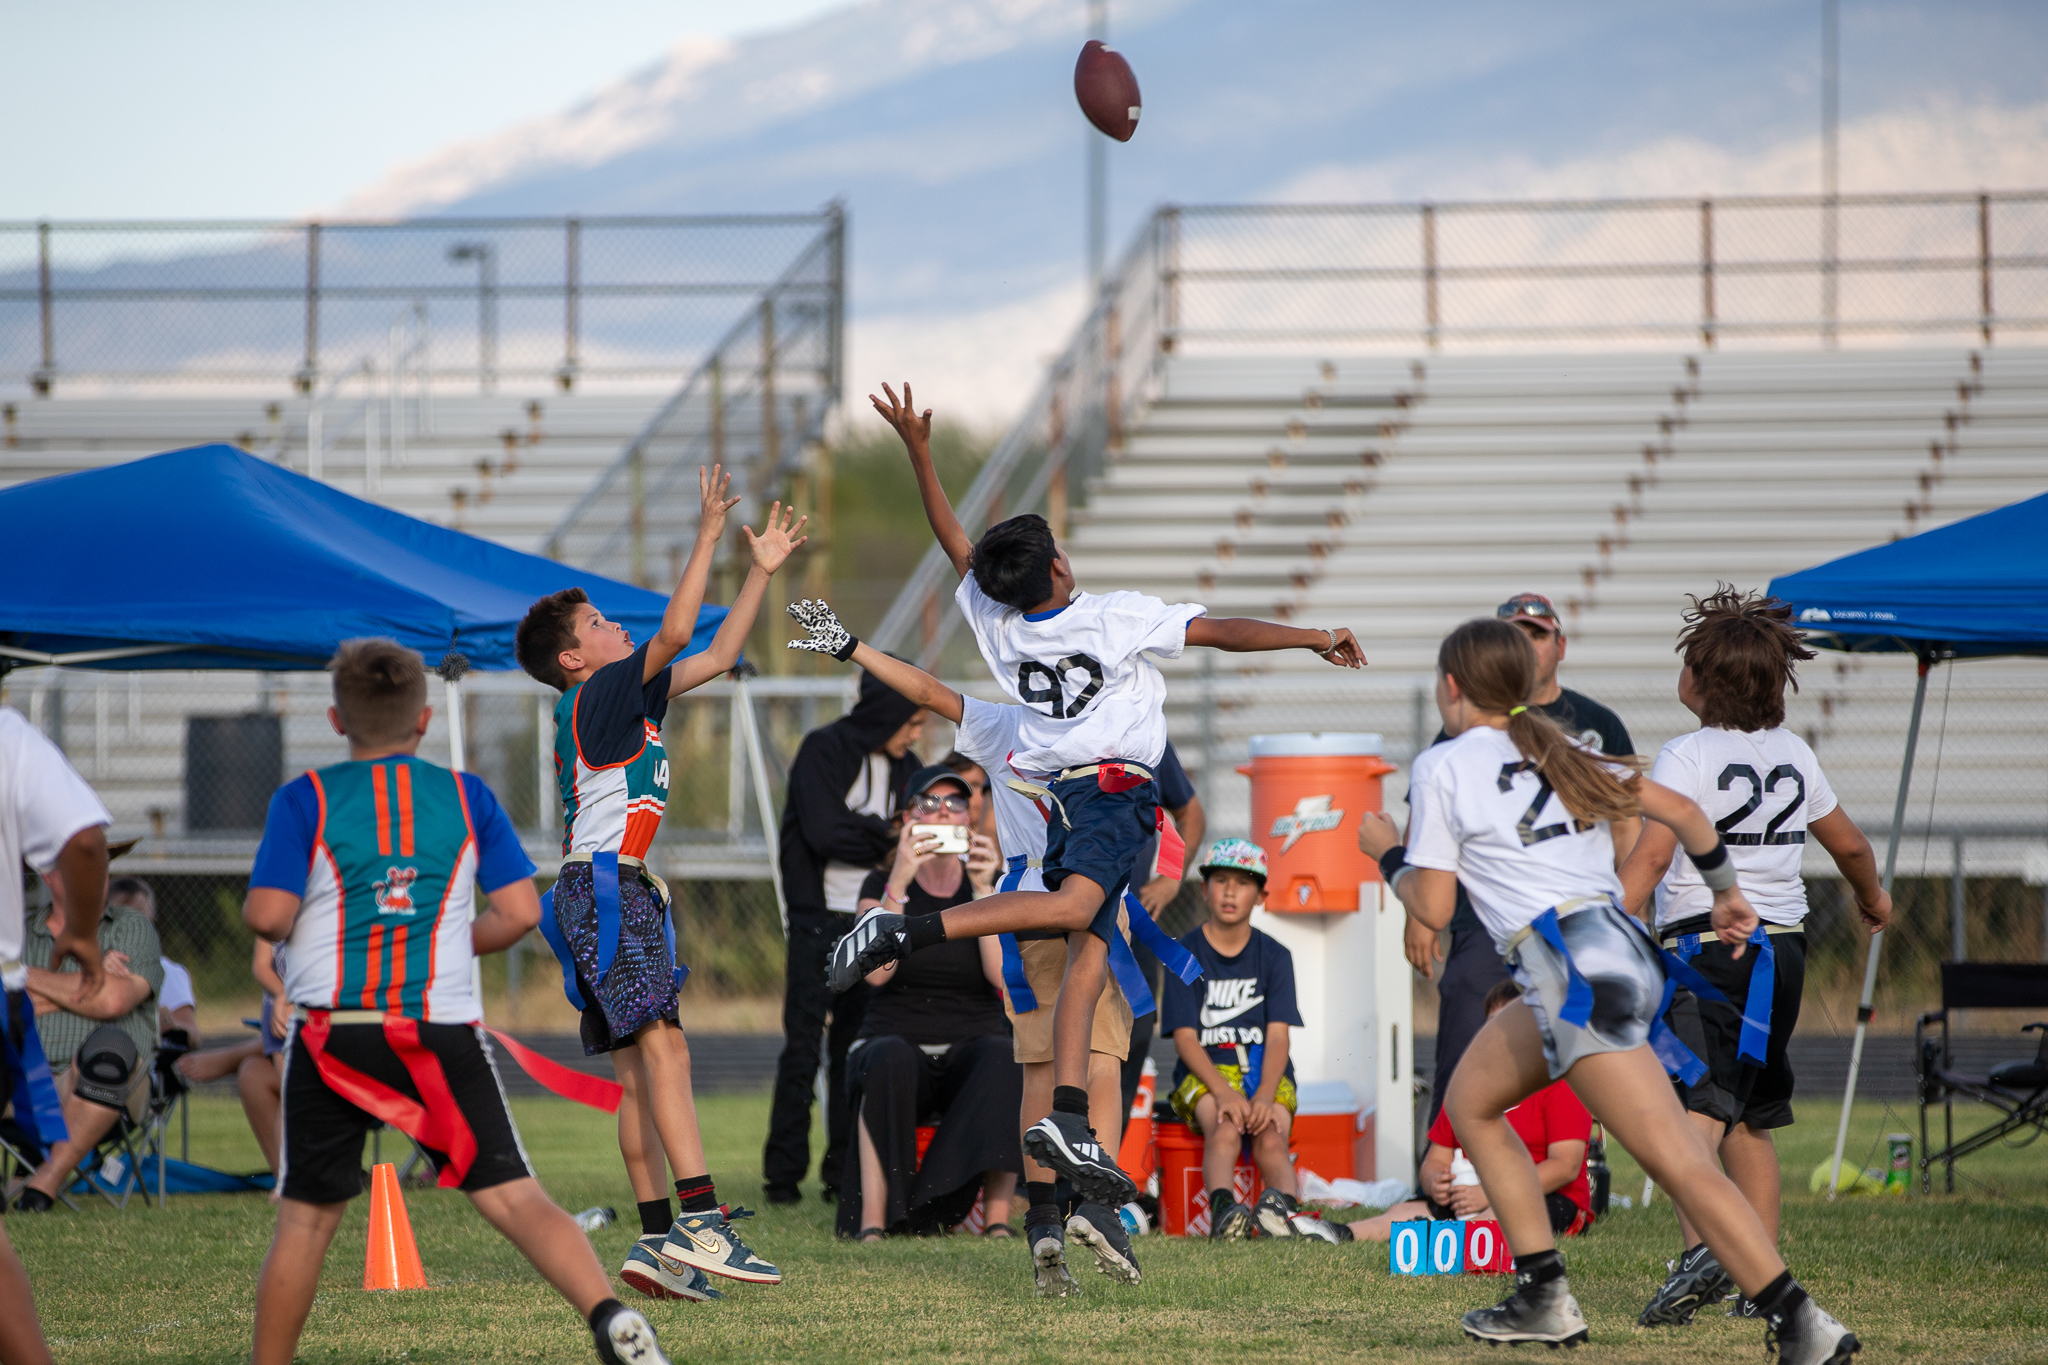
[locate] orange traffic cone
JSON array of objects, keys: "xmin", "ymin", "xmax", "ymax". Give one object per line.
[
  {"xmin": 1117, "ymin": 1055, "xmax": 1158, "ymax": 1190},
  {"xmin": 364, "ymin": 1162, "xmax": 428, "ymax": 1291}
]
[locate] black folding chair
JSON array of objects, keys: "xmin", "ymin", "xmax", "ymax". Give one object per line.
[{"xmin": 1915, "ymin": 961, "xmax": 2048, "ymax": 1194}]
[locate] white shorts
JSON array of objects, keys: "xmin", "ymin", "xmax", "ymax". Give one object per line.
[{"xmin": 1504, "ymin": 897, "xmax": 1667, "ymax": 1080}]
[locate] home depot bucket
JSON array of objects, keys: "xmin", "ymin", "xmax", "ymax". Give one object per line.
[
  {"xmin": 1154, "ymin": 1120, "xmax": 1263, "ymax": 1237},
  {"xmin": 1236, "ymin": 733, "xmax": 1396, "ymax": 912}
]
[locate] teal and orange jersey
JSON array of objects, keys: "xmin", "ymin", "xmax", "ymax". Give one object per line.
[{"xmin": 554, "ymin": 642, "xmax": 672, "ymax": 861}]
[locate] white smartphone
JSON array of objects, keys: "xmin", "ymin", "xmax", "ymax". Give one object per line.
[{"xmin": 910, "ymin": 823, "xmax": 971, "ymax": 856}]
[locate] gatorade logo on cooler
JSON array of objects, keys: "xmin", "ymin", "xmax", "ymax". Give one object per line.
[{"xmin": 1270, "ymin": 795, "xmax": 1345, "ymax": 852}]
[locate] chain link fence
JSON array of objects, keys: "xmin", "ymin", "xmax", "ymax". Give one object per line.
[{"xmin": 0, "ymin": 211, "xmax": 842, "ymax": 395}]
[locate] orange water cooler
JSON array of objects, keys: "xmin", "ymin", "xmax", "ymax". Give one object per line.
[{"xmin": 1232, "ymin": 733, "xmax": 1413, "ymax": 1182}]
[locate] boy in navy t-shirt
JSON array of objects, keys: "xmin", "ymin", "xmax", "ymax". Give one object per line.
[{"xmin": 1162, "ymin": 840, "xmax": 1332, "ymax": 1242}]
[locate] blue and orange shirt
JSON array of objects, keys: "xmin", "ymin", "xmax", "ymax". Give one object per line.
[
  {"xmin": 251, "ymin": 755, "xmax": 534, "ymax": 1022},
  {"xmin": 555, "ymin": 642, "xmax": 672, "ymax": 861}
]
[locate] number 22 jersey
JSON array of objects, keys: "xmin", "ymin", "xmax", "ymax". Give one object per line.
[
  {"xmin": 1650, "ymin": 726, "xmax": 1836, "ymax": 930},
  {"xmin": 953, "ymin": 575, "xmax": 1205, "ymax": 774},
  {"xmin": 1405, "ymin": 725, "xmax": 1627, "ymax": 953}
]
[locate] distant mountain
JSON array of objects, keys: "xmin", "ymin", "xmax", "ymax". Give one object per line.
[{"xmin": 284, "ymin": 0, "xmax": 2048, "ymax": 419}]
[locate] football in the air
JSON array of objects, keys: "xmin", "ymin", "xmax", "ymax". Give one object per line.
[{"xmin": 1074, "ymin": 39, "xmax": 1141, "ymax": 142}]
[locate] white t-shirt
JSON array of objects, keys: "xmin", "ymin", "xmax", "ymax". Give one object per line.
[
  {"xmin": 1405, "ymin": 725, "xmax": 1625, "ymax": 952},
  {"xmin": 955, "ymin": 696, "xmax": 1051, "ymax": 892},
  {"xmin": 1651, "ymin": 726, "xmax": 1838, "ymax": 929},
  {"xmin": 159, "ymin": 959, "xmax": 196, "ymax": 1014},
  {"xmin": 0, "ymin": 707, "xmax": 112, "ymax": 988},
  {"xmin": 822, "ymin": 752, "xmax": 897, "ymax": 913},
  {"xmin": 954, "ymin": 576, "xmax": 1205, "ymax": 774}
]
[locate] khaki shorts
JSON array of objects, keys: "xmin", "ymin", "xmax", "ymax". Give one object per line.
[{"xmin": 1004, "ymin": 907, "xmax": 1134, "ymax": 1065}]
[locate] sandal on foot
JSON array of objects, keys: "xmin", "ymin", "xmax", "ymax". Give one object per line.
[
  {"xmin": 859, "ymin": 1227, "xmax": 887, "ymax": 1243},
  {"xmin": 981, "ymin": 1222, "xmax": 1017, "ymax": 1238}
]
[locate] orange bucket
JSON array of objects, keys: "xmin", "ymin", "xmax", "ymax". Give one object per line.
[
  {"xmin": 1153, "ymin": 1120, "xmax": 1263, "ymax": 1237},
  {"xmin": 1236, "ymin": 733, "xmax": 1396, "ymax": 912}
]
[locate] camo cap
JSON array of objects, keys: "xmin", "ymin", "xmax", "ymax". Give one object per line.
[{"xmin": 1198, "ymin": 837, "xmax": 1268, "ymax": 885}]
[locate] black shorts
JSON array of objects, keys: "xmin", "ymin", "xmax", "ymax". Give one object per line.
[
  {"xmin": 279, "ymin": 1019, "xmax": 533, "ymax": 1205},
  {"xmin": 1041, "ymin": 774, "xmax": 1158, "ymax": 945},
  {"xmin": 1662, "ymin": 919, "xmax": 1806, "ymax": 1131},
  {"xmin": 1423, "ymin": 1190, "xmax": 1584, "ymax": 1235}
]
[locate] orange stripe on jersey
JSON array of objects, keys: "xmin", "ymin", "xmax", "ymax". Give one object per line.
[
  {"xmin": 372, "ymin": 764, "xmax": 392, "ymax": 856},
  {"xmin": 396, "ymin": 763, "xmax": 415, "ymax": 857},
  {"xmin": 622, "ymin": 807, "xmax": 662, "ymax": 861},
  {"xmin": 308, "ymin": 770, "xmax": 348, "ymax": 1005},
  {"xmin": 384, "ymin": 923, "xmax": 408, "ymax": 1012},
  {"xmin": 363, "ymin": 923, "xmax": 385, "ymax": 1008}
]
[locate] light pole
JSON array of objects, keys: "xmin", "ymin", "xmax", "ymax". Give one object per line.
[
  {"xmin": 1086, "ymin": 0, "xmax": 1108, "ymax": 294},
  {"xmin": 1820, "ymin": 0, "xmax": 1839, "ymax": 347},
  {"xmin": 447, "ymin": 242, "xmax": 496, "ymax": 393}
]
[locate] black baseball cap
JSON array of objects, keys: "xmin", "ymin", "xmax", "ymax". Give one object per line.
[
  {"xmin": 907, "ymin": 765, "xmax": 971, "ymax": 798},
  {"xmin": 1496, "ymin": 592, "xmax": 1562, "ymax": 634}
]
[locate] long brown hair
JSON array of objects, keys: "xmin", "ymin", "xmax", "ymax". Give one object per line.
[
  {"xmin": 1677, "ymin": 585, "xmax": 1815, "ymax": 731},
  {"xmin": 1437, "ymin": 618, "xmax": 1642, "ymax": 824}
]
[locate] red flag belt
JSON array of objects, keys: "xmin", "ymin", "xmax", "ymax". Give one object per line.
[
  {"xmin": 298, "ymin": 1011, "xmax": 479, "ymax": 1188},
  {"xmin": 485, "ymin": 1029, "xmax": 623, "ymax": 1114}
]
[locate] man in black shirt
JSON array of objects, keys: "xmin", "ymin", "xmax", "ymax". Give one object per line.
[{"xmin": 1419, "ymin": 592, "xmax": 1638, "ymax": 1129}]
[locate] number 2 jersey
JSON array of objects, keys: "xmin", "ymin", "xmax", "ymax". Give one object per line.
[
  {"xmin": 1650, "ymin": 726, "xmax": 1836, "ymax": 930},
  {"xmin": 953, "ymin": 574, "xmax": 1205, "ymax": 774},
  {"xmin": 1405, "ymin": 725, "xmax": 1627, "ymax": 953},
  {"xmin": 555, "ymin": 642, "xmax": 672, "ymax": 860}
]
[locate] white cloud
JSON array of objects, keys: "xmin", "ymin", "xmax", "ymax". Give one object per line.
[{"xmin": 842, "ymin": 280, "xmax": 1087, "ymax": 434}]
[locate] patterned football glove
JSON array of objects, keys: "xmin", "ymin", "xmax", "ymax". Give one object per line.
[{"xmin": 786, "ymin": 598, "xmax": 859, "ymax": 662}]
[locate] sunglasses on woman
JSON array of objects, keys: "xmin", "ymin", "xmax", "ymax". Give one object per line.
[{"xmin": 912, "ymin": 793, "xmax": 970, "ymax": 815}]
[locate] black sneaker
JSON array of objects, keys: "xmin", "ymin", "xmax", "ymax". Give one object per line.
[
  {"xmin": 1462, "ymin": 1275, "xmax": 1591, "ymax": 1348},
  {"xmin": 1022, "ymin": 1111, "xmax": 1137, "ymax": 1206},
  {"xmin": 592, "ymin": 1302, "xmax": 672, "ymax": 1365},
  {"xmin": 1728, "ymin": 1293, "xmax": 1762, "ymax": 1319},
  {"xmin": 1028, "ymin": 1217, "xmax": 1081, "ymax": 1299},
  {"xmin": 1209, "ymin": 1198, "xmax": 1255, "ymax": 1241},
  {"xmin": 1765, "ymin": 1293, "xmax": 1860, "ymax": 1365},
  {"xmin": 1254, "ymin": 1189, "xmax": 1299, "ymax": 1238},
  {"xmin": 828, "ymin": 909, "xmax": 907, "ymax": 992},
  {"xmin": 1637, "ymin": 1243, "xmax": 1734, "ymax": 1327},
  {"xmin": 1065, "ymin": 1203, "xmax": 1141, "ymax": 1284},
  {"xmin": 13, "ymin": 1188, "xmax": 53, "ymax": 1213}
]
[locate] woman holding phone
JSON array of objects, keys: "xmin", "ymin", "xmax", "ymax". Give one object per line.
[{"xmin": 836, "ymin": 764, "xmax": 1022, "ymax": 1241}]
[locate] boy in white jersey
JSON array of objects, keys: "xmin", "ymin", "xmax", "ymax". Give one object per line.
[
  {"xmin": 1622, "ymin": 590, "xmax": 1890, "ymax": 1327},
  {"xmin": 515, "ymin": 466, "xmax": 803, "ymax": 1300},
  {"xmin": 828, "ymin": 382, "xmax": 1361, "ymax": 1207},
  {"xmin": 785, "ymin": 610, "xmax": 1170, "ymax": 1294},
  {"xmin": 1359, "ymin": 618, "xmax": 1859, "ymax": 1365}
]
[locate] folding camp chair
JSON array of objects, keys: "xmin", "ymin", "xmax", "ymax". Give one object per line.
[
  {"xmin": 1915, "ymin": 961, "xmax": 2048, "ymax": 1194},
  {"xmin": 73, "ymin": 1032, "xmax": 191, "ymax": 1210}
]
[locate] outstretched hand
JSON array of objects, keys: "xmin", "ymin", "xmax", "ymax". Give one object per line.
[
  {"xmin": 743, "ymin": 502, "xmax": 809, "ymax": 574},
  {"xmin": 1316, "ymin": 627, "xmax": 1367, "ymax": 669},
  {"xmin": 786, "ymin": 598, "xmax": 853, "ymax": 657},
  {"xmin": 696, "ymin": 464, "xmax": 742, "ymax": 543},
  {"xmin": 870, "ymin": 381, "xmax": 932, "ymax": 454}
]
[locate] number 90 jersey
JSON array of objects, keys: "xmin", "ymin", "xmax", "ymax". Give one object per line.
[
  {"xmin": 1650, "ymin": 726, "xmax": 1836, "ymax": 930},
  {"xmin": 955, "ymin": 575, "xmax": 1206, "ymax": 775},
  {"xmin": 1405, "ymin": 725, "xmax": 1627, "ymax": 952}
]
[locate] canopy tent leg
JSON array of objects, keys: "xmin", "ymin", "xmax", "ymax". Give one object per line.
[
  {"xmin": 1826, "ymin": 655, "xmax": 1932, "ymax": 1197},
  {"xmin": 734, "ymin": 672, "xmax": 789, "ymax": 937}
]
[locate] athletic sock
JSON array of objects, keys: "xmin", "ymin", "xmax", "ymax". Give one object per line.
[
  {"xmin": 674, "ymin": 1175, "xmax": 718, "ymax": 1214},
  {"xmin": 1025, "ymin": 1181, "xmax": 1059, "ymax": 1227},
  {"xmin": 1052, "ymin": 1085, "xmax": 1090, "ymax": 1118},
  {"xmin": 1054, "ymin": 1177, "xmax": 1080, "ymax": 1219},
  {"xmin": 1751, "ymin": 1270, "xmax": 1803, "ymax": 1321},
  {"xmin": 905, "ymin": 913, "xmax": 947, "ymax": 951},
  {"xmin": 1515, "ymin": 1248, "xmax": 1566, "ymax": 1290},
  {"xmin": 637, "ymin": 1198, "xmax": 675, "ymax": 1236},
  {"xmin": 1211, "ymin": 1187, "xmax": 1234, "ymax": 1212}
]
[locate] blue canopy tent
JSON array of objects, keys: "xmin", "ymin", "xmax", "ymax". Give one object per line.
[{"xmin": 1768, "ymin": 489, "xmax": 2048, "ymax": 1194}]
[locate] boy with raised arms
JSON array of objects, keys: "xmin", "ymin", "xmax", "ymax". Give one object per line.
[{"xmin": 826, "ymin": 382, "xmax": 1363, "ymax": 1209}]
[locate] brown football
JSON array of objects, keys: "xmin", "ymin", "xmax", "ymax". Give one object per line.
[{"xmin": 1074, "ymin": 39, "xmax": 1141, "ymax": 142}]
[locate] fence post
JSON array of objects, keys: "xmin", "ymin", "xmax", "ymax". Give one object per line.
[
  {"xmin": 535, "ymin": 693, "xmax": 555, "ymax": 840},
  {"xmin": 1197, "ymin": 649, "xmax": 1217, "ymax": 808},
  {"xmin": 298, "ymin": 223, "xmax": 321, "ymax": 394},
  {"xmin": 33, "ymin": 221, "xmax": 53, "ymax": 396},
  {"xmin": 1421, "ymin": 203, "xmax": 1440, "ymax": 352},
  {"xmin": 561, "ymin": 217, "xmax": 581, "ymax": 391},
  {"xmin": 1105, "ymin": 297, "xmax": 1123, "ymax": 452},
  {"xmin": 1950, "ymin": 834, "xmax": 1967, "ymax": 961},
  {"xmin": 827, "ymin": 201, "xmax": 847, "ymax": 402},
  {"xmin": 1161, "ymin": 206, "xmax": 1181, "ymax": 354},
  {"xmin": 1978, "ymin": 193, "xmax": 1993, "ymax": 344},
  {"xmin": 1699, "ymin": 199, "xmax": 1717, "ymax": 350},
  {"xmin": 630, "ymin": 445, "xmax": 647, "ymax": 587}
]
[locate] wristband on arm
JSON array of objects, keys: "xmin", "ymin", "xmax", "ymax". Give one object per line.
[
  {"xmin": 1690, "ymin": 837, "xmax": 1739, "ymax": 893},
  {"xmin": 1377, "ymin": 845, "xmax": 1415, "ymax": 896}
]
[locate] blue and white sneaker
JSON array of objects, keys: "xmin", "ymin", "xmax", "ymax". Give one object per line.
[
  {"xmin": 660, "ymin": 1205, "xmax": 782, "ymax": 1285},
  {"xmin": 620, "ymin": 1235, "xmax": 724, "ymax": 1303},
  {"xmin": 1022, "ymin": 1111, "xmax": 1137, "ymax": 1206}
]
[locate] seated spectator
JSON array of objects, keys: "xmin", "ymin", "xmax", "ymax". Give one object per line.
[
  {"xmin": 936, "ymin": 750, "xmax": 992, "ymax": 843},
  {"xmin": 108, "ymin": 876, "xmax": 195, "ymax": 1044},
  {"xmin": 175, "ymin": 940, "xmax": 287, "ymax": 1172},
  {"xmin": 836, "ymin": 765, "xmax": 1021, "ymax": 1241},
  {"xmin": 1161, "ymin": 840, "xmax": 1315, "ymax": 1241},
  {"xmin": 11, "ymin": 843, "xmax": 163, "ymax": 1212},
  {"xmin": 1352, "ymin": 980, "xmax": 1593, "ymax": 1241}
]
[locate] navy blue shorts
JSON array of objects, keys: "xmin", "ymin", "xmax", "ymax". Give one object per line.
[{"xmin": 1041, "ymin": 774, "xmax": 1159, "ymax": 946}]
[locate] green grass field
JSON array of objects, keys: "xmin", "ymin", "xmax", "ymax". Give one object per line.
[{"xmin": 13, "ymin": 1091, "xmax": 2047, "ymax": 1364}]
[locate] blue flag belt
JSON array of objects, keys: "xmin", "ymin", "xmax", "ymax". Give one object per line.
[
  {"xmin": 540, "ymin": 852, "xmax": 688, "ymax": 1012},
  {"xmin": 996, "ymin": 856, "xmax": 1202, "ymax": 1016}
]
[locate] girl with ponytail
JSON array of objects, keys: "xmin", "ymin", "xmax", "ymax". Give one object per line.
[{"xmin": 1356, "ymin": 618, "xmax": 1860, "ymax": 1364}]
